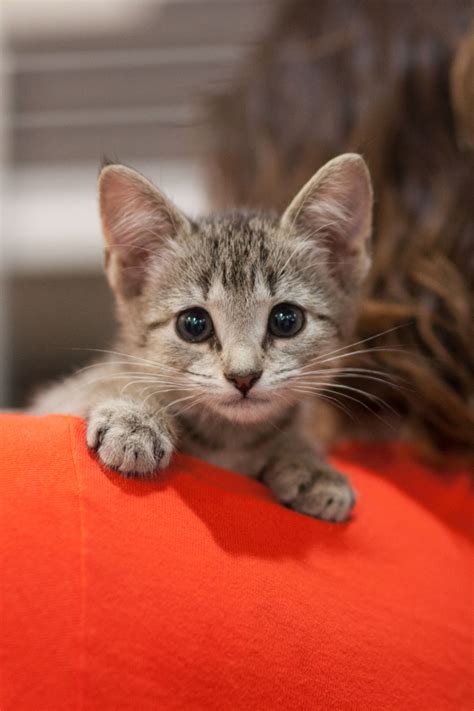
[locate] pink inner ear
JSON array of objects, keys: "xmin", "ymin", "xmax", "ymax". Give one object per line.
[
  {"xmin": 102, "ymin": 183, "xmax": 167, "ymax": 296},
  {"xmin": 103, "ymin": 173, "xmax": 173, "ymax": 251},
  {"xmin": 99, "ymin": 166, "xmax": 188, "ymax": 298},
  {"xmin": 283, "ymin": 157, "xmax": 372, "ymax": 285},
  {"xmin": 304, "ymin": 165, "xmax": 371, "ymax": 249}
]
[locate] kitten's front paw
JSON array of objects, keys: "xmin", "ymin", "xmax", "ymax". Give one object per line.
[
  {"xmin": 86, "ymin": 399, "xmax": 174, "ymax": 478},
  {"xmin": 265, "ymin": 460, "xmax": 356, "ymax": 523}
]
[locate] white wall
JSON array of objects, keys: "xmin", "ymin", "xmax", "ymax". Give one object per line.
[{"xmin": 3, "ymin": 160, "xmax": 209, "ymax": 272}]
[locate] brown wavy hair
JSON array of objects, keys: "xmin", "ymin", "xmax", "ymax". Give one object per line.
[{"xmin": 207, "ymin": 0, "xmax": 474, "ymax": 460}]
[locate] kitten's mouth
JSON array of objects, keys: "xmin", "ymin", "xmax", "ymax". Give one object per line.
[
  {"xmin": 209, "ymin": 390, "xmax": 285, "ymax": 423},
  {"xmin": 220, "ymin": 394, "xmax": 270, "ymax": 408}
]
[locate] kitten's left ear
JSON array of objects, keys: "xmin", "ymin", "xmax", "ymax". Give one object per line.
[
  {"xmin": 99, "ymin": 164, "xmax": 191, "ymax": 298},
  {"xmin": 280, "ymin": 153, "xmax": 373, "ymax": 284}
]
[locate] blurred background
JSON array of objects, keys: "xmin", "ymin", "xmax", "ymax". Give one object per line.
[
  {"xmin": 1, "ymin": 0, "xmax": 472, "ymax": 460},
  {"xmin": 0, "ymin": 0, "xmax": 274, "ymax": 407}
]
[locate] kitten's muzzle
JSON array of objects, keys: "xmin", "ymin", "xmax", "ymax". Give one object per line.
[{"xmin": 224, "ymin": 370, "xmax": 262, "ymax": 397}]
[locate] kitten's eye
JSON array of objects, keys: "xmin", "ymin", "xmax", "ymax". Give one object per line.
[
  {"xmin": 268, "ymin": 303, "xmax": 304, "ymax": 338},
  {"xmin": 176, "ymin": 308, "xmax": 214, "ymax": 343}
]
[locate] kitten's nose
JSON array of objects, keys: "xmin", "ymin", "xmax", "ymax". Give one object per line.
[{"xmin": 224, "ymin": 370, "xmax": 262, "ymax": 396}]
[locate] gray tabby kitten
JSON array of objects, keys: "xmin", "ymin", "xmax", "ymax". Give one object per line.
[{"xmin": 32, "ymin": 153, "xmax": 373, "ymax": 522}]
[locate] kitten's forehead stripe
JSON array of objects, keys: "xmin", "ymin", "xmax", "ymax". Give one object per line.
[{"xmin": 196, "ymin": 211, "xmax": 281, "ymax": 298}]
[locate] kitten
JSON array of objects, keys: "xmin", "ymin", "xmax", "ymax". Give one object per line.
[{"xmin": 32, "ymin": 153, "xmax": 373, "ymax": 522}]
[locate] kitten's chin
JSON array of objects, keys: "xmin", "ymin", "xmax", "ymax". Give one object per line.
[{"xmin": 207, "ymin": 394, "xmax": 288, "ymax": 424}]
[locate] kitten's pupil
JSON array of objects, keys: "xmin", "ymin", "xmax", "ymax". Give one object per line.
[
  {"xmin": 177, "ymin": 308, "xmax": 214, "ymax": 343},
  {"xmin": 269, "ymin": 303, "xmax": 304, "ymax": 338}
]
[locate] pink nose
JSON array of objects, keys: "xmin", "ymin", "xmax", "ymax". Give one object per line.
[{"xmin": 224, "ymin": 371, "xmax": 262, "ymax": 396}]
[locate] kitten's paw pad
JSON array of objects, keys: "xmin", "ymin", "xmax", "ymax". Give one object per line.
[
  {"xmin": 291, "ymin": 468, "xmax": 356, "ymax": 522},
  {"xmin": 86, "ymin": 401, "xmax": 173, "ymax": 477}
]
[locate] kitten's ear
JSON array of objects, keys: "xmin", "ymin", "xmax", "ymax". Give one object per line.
[
  {"xmin": 99, "ymin": 164, "xmax": 191, "ymax": 298},
  {"xmin": 280, "ymin": 154, "xmax": 373, "ymax": 284}
]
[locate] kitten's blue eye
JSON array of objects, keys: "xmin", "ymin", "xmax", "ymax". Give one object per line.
[
  {"xmin": 176, "ymin": 308, "xmax": 214, "ymax": 343},
  {"xmin": 269, "ymin": 303, "xmax": 304, "ymax": 338}
]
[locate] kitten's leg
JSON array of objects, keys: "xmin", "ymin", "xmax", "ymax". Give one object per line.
[
  {"xmin": 86, "ymin": 397, "xmax": 175, "ymax": 478},
  {"xmin": 261, "ymin": 437, "xmax": 356, "ymax": 522}
]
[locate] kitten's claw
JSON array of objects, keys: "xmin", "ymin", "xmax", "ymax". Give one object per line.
[
  {"xmin": 264, "ymin": 460, "xmax": 356, "ymax": 522},
  {"xmin": 86, "ymin": 399, "xmax": 174, "ymax": 477}
]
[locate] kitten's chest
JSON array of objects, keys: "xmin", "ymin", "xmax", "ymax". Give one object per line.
[
  {"xmin": 177, "ymin": 416, "xmax": 274, "ymax": 478},
  {"xmin": 183, "ymin": 440, "xmax": 267, "ymax": 478}
]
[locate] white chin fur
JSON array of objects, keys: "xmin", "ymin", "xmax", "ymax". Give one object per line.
[{"xmin": 207, "ymin": 395, "xmax": 286, "ymax": 424}]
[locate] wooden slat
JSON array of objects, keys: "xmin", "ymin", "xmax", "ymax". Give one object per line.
[
  {"xmin": 10, "ymin": 0, "xmax": 274, "ymax": 53},
  {"xmin": 12, "ymin": 122, "xmax": 210, "ymax": 162},
  {"xmin": 14, "ymin": 59, "xmax": 239, "ymax": 112},
  {"xmin": 7, "ymin": 0, "xmax": 275, "ymax": 164}
]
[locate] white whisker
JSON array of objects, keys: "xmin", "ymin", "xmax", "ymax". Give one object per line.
[
  {"xmin": 78, "ymin": 373, "xmax": 189, "ymax": 389},
  {"xmin": 294, "ymin": 383, "xmax": 396, "ymax": 429},
  {"xmin": 70, "ymin": 347, "xmax": 184, "ymax": 375},
  {"xmin": 292, "ymin": 386, "xmax": 355, "ymax": 420},
  {"xmin": 146, "ymin": 391, "xmax": 199, "ymax": 412},
  {"xmin": 295, "ymin": 372, "xmax": 408, "ymax": 392},
  {"xmin": 173, "ymin": 394, "xmax": 208, "ymax": 418},
  {"xmin": 303, "ymin": 324, "xmax": 410, "ymax": 365},
  {"xmin": 123, "ymin": 383, "xmax": 194, "ymax": 397},
  {"xmin": 297, "ymin": 380, "xmax": 398, "ymax": 414},
  {"xmin": 313, "ymin": 346, "xmax": 407, "ymax": 367}
]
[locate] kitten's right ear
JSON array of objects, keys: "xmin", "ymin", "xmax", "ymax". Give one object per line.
[{"xmin": 99, "ymin": 164, "xmax": 191, "ymax": 298}]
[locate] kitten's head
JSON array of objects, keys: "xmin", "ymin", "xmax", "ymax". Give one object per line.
[{"xmin": 99, "ymin": 154, "xmax": 372, "ymax": 423}]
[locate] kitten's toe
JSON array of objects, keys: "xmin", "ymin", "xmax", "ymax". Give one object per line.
[
  {"xmin": 86, "ymin": 400, "xmax": 173, "ymax": 477},
  {"xmin": 291, "ymin": 467, "xmax": 356, "ymax": 522}
]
